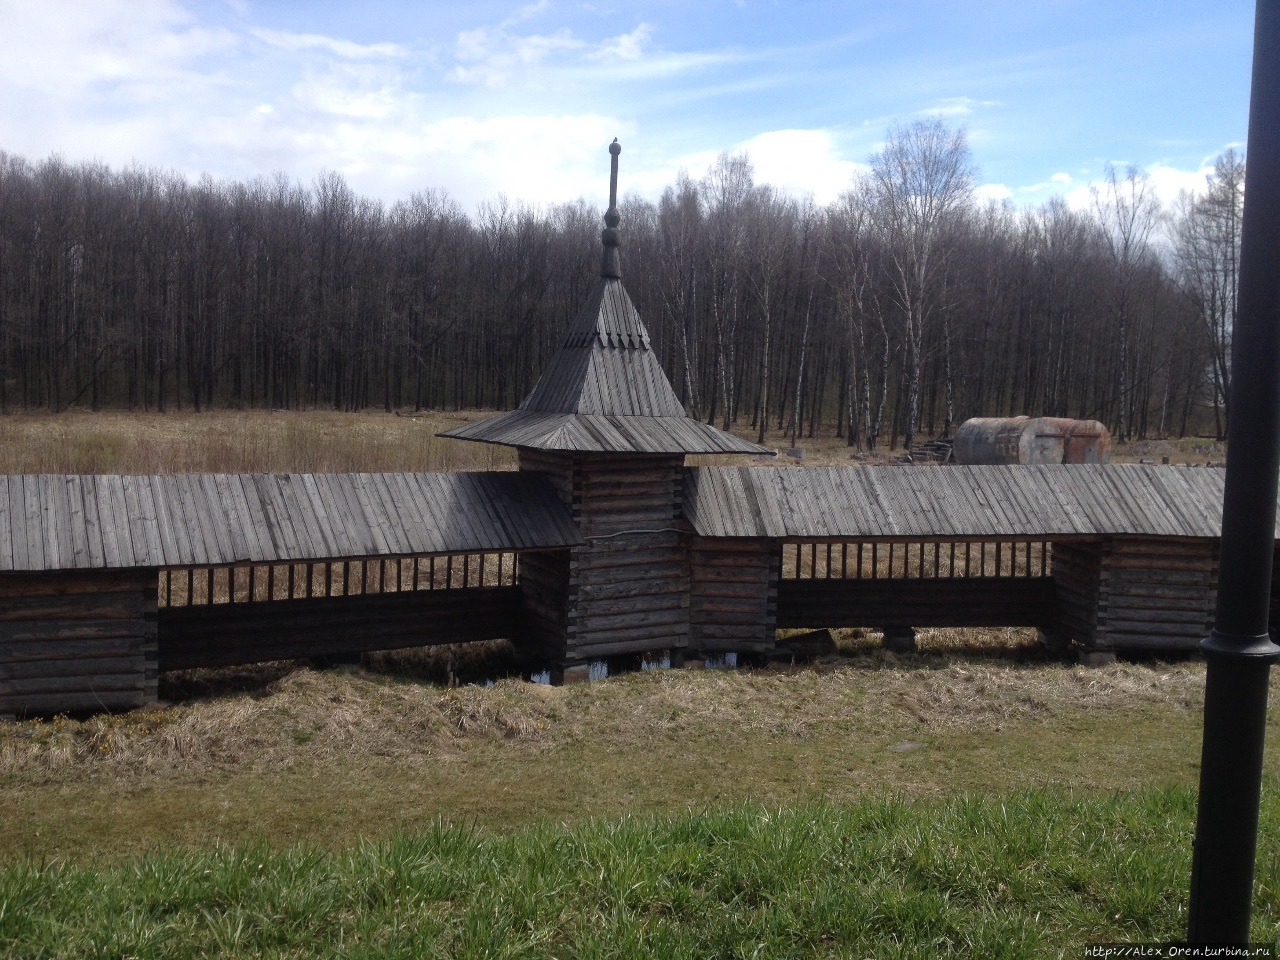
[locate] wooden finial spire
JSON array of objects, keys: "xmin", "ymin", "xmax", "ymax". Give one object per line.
[{"xmin": 601, "ymin": 139, "xmax": 622, "ymax": 279}]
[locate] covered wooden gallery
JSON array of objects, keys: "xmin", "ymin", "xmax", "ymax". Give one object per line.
[{"xmin": 0, "ymin": 141, "xmax": 1263, "ymax": 717}]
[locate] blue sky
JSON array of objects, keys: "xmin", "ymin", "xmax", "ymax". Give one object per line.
[{"xmin": 0, "ymin": 0, "xmax": 1255, "ymax": 213}]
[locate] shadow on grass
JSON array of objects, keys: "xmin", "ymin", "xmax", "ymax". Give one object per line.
[
  {"xmin": 156, "ymin": 628, "xmax": 1203, "ymax": 707},
  {"xmin": 157, "ymin": 639, "xmax": 527, "ymax": 705}
]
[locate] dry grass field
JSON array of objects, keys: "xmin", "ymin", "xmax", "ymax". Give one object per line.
[
  {"xmin": 0, "ymin": 409, "xmax": 516, "ymax": 475},
  {"xmin": 0, "ymin": 406, "xmax": 1226, "ymax": 475},
  {"xmin": 0, "ymin": 628, "xmax": 1252, "ymax": 866}
]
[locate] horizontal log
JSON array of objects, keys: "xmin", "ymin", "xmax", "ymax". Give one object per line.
[
  {"xmin": 691, "ymin": 623, "xmax": 774, "ymax": 642},
  {"xmin": 1, "ymin": 673, "xmax": 145, "ymax": 696},
  {"xmin": 2, "ymin": 690, "xmax": 150, "ymax": 715},
  {"xmin": 0, "ymin": 592, "xmax": 147, "ymax": 623},
  {"xmin": 690, "ymin": 598, "xmax": 768, "ymax": 616},
  {"xmin": 572, "ymin": 552, "xmax": 687, "ymax": 573},
  {"xmin": 565, "ymin": 620, "xmax": 689, "ymax": 646},
  {"xmin": 691, "ymin": 567, "xmax": 772, "ymax": 585},
  {"xmin": 1108, "ymin": 553, "xmax": 1210, "ymax": 565},
  {"xmin": 570, "ymin": 595, "xmax": 688, "ymax": 621},
  {"xmin": 0, "ymin": 655, "xmax": 146, "ymax": 680},
  {"xmin": 1104, "ymin": 618, "xmax": 1209, "ymax": 635},
  {"xmin": 0, "ymin": 620, "xmax": 144, "ymax": 643},
  {"xmin": 570, "ymin": 635, "xmax": 689, "ymax": 659},
  {"xmin": 692, "ymin": 538, "xmax": 776, "ymax": 554},
  {"xmin": 1104, "ymin": 595, "xmax": 1214, "ymax": 613},
  {"xmin": 570, "ymin": 605, "xmax": 689, "ymax": 632},
  {"xmin": 0, "ymin": 570, "xmax": 153, "ymax": 598},
  {"xmin": 0, "ymin": 636, "xmax": 142, "ymax": 663},
  {"xmin": 573, "ymin": 578, "xmax": 687, "ymax": 602},
  {"xmin": 689, "ymin": 582, "xmax": 769, "ymax": 600}
]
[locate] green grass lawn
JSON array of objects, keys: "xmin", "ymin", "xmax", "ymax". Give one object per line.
[
  {"xmin": 3, "ymin": 786, "xmax": 1279, "ymax": 957},
  {"xmin": 3, "ymin": 641, "xmax": 1279, "ymax": 956}
]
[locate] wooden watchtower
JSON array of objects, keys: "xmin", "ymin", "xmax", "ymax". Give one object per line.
[{"xmin": 443, "ymin": 141, "xmax": 768, "ymax": 671}]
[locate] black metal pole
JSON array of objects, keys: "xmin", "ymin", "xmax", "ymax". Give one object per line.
[{"xmin": 1187, "ymin": 0, "xmax": 1280, "ymax": 943}]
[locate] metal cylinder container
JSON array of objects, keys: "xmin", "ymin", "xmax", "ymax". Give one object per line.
[{"xmin": 953, "ymin": 416, "xmax": 1111, "ymax": 465}]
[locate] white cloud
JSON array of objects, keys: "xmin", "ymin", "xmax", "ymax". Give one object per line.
[
  {"xmin": 1056, "ymin": 161, "xmax": 1216, "ymax": 212},
  {"xmin": 250, "ymin": 28, "xmax": 407, "ymax": 60},
  {"xmin": 975, "ymin": 183, "xmax": 1013, "ymax": 203},
  {"xmin": 450, "ymin": 20, "xmax": 657, "ymax": 87},
  {"xmin": 918, "ymin": 97, "xmax": 999, "ymax": 118},
  {"xmin": 502, "ymin": 0, "xmax": 551, "ymax": 28},
  {"xmin": 450, "ymin": 26, "xmax": 585, "ymax": 87},
  {"xmin": 729, "ymin": 129, "xmax": 864, "ymax": 205},
  {"xmin": 1147, "ymin": 162, "xmax": 1214, "ymax": 207},
  {"xmin": 587, "ymin": 24, "xmax": 653, "ymax": 62},
  {"xmin": 0, "ymin": 0, "xmax": 236, "ymax": 98},
  {"xmin": 289, "ymin": 63, "xmax": 405, "ymax": 120}
]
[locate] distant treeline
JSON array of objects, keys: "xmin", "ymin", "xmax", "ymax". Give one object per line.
[{"xmin": 0, "ymin": 122, "xmax": 1244, "ymax": 447}]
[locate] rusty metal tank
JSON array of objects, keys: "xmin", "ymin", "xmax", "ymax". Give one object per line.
[
  {"xmin": 954, "ymin": 417, "xmax": 1061, "ymax": 465},
  {"xmin": 1039, "ymin": 417, "xmax": 1112, "ymax": 464},
  {"xmin": 953, "ymin": 416, "xmax": 1112, "ymax": 465}
]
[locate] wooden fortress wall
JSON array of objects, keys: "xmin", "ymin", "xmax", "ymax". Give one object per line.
[
  {"xmin": 1052, "ymin": 537, "xmax": 1219, "ymax": 652},
  {"xmin": 520, "ymin": 450, "xmax": 689, "ymax": 662},
  {"xmin": 1, "ymin": 569, "xmax": 157, "ymax": 718},
  {"xmin": 689, "ymin": 538, "xmax": 778, "ymax": 653}
]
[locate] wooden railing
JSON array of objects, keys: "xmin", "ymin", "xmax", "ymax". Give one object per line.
[
  {"xmin": 158, "ymin": 551, "xmax": 519, "ymax": 608},
  {"xmin": 780, "ymin": 540, "xmax": 1052, "ymax": 581}
]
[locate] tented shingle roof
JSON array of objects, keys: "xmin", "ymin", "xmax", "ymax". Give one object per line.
[
  {"xmin": 442, "ymin": 278, "xmax": 767, "ymax": 455},
  {"xmin": 442, "ymin": 141, "xmax": 768, "ymax": 457}
]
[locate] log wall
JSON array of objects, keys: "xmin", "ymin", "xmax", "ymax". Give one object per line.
[
  {"xmin": 0, "ymin": 569, "xmax": 156, "ymax": 717},
  {"xmin": 1099, "ymin": 537, "xmax": 1217, "ymax": 650},
  {"xmin": 689, "ymin": 538, "xmax": 777, "ymax": 653},
  {"xmin": 1052, "ymin": 537, "xmax": 1217, "ymax": 651},
  {"xmin": 521, "ymin": 450, "xmax": 689, "ymax": 662},
  {"xmin": 1050, "ymin": 540, "xmax": 1105, "ymax": 644}
]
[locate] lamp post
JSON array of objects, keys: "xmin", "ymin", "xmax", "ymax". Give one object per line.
[{"xmin": 1187, "ymin": 0, "xmax": 1280, "ymax": 942}]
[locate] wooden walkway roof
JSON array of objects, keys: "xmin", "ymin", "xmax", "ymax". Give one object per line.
[
  {"xmin": 683, "ymin": 464, "xmax": 1236, "ymax": 540},
  {"xmin": 0, "ymin": 471, "xmax": 581, "ymax": 572}
]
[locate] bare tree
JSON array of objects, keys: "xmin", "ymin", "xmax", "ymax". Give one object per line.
[
  {"xmin": 867, "ymin": 119, "xmax": 975, "ymax": 450},
  {"xmin": 1175, "ymin": 149, "xmax": 1245, "ymax": 437},
  {"xmin": 1091, "ymin": 164, "xmax": 1162, "ymax": 441}
]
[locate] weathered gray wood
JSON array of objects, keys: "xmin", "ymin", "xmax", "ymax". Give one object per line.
[
  {"xmin": 0, "ymin": 591, "xmax": 146, "ymax": 622},
  {"xmin": 0, "ymin": 655, "xmax": 147, "ymax": 680}
]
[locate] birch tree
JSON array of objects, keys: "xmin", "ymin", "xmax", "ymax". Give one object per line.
[{"xmin": 867, "ymin": 119, "xmax": 975, "ymax": 450}]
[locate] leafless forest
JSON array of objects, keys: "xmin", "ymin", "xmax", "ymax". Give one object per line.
[{"xmin": 0, "ymin": 121, "xmax": 1244, "ymax": 448}]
